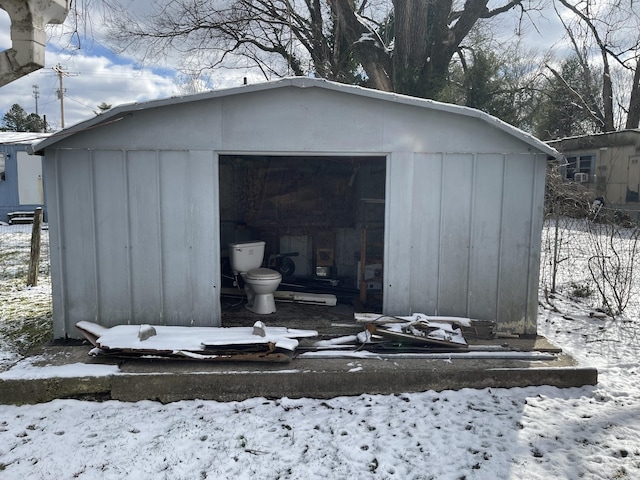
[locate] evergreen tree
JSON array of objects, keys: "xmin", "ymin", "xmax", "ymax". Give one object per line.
[
  {"xmin": 94, "ymin": 102, "xmax": 112, "ymax": 115},
  {"xmin": 1, "ymin": 104, "xmax": 47, "ymax": 132}
]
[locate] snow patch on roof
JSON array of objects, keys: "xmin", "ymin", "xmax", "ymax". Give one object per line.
[{"xmin": 0, "ymin": 132, "xmax": 53, "ymax": 146}]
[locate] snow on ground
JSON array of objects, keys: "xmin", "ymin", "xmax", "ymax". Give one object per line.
[{"xmin": 0, "ymin": 219, "xmax": 639, "ymax": 479}]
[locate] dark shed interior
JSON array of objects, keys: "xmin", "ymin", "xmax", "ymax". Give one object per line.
[{"xmin": 219, "ymin": 155, "xmax": 386, "ymax": 308}]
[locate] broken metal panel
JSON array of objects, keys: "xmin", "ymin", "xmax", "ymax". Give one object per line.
[
  {"xmin": 526, "ymin": 153, "xmax": 548, "ymax": 334},
  {"xmin": 75, "ymin": 321, "xmax": 317, "ymax": 363}
]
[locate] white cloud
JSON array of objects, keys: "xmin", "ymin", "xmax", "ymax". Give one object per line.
[
  {"xmin": 0, "ymin": 8, "xmax": 8, "ymax": 46},
  {"xmin": 1, "ymin": 10, "xmax": 180, "ymax": 130}
]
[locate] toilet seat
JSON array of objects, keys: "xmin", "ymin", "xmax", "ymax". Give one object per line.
[{"xmin": 245, "ymin": 268, "xmax": 282, "ymax": 281}]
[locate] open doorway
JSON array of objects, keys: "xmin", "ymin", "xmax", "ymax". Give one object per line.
[{"xmin": 219, "ymin": 154, "xmax": 386, "ymax": 312}]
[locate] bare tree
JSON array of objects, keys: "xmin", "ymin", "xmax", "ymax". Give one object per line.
[
  {"xmin": 554, "ymin": 0, "xmax": 640, "ymax": 131},
  {"xmin": 330, "ymin": 0, "xmax": 539, "ymax": 98},
  {"xmin": 104, "ymin": 0, "xmax": 366, "ymax": 83},
  {"xmin": 101, "ymin": 0, "xmax": 540, "ymax": 99},
  {"xmin": 587, "ymin": 221, "xmax": 640, "ymax": 316}
]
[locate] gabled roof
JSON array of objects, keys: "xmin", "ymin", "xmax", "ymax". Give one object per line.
[{"xmin": 31, "ymin": 77, "xmax": 560, "ymax": 158}]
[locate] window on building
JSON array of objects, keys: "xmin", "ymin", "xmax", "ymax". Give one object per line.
[{"xmin": 565, "ymin": 155, "xmax": 594, "ymax": 182}]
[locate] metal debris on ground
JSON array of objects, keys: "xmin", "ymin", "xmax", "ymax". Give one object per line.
[
  {"xmin": 354, "ymin": 312, "xmax": 496, "ymax": 340},
  {"xmin": 76, "ymin": 321, "xmax": 318, "ymax": 363}
]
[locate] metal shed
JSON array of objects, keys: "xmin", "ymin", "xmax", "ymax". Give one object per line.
[
  {"xmin": 32, "ymin": 78, "xmax": 558, "ymax": 339},
  {"xmin": 0, "ymin": 132, "xmax": 50, "ymax": 223}
]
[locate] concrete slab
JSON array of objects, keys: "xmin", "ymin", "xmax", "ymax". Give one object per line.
[
  {"xmin": 0, "ymin": 304, "xmax": 598, "ymax": 405},
  {"xmin": 0, "ymin": 342, "xmax": 597, "ymax": 405}
]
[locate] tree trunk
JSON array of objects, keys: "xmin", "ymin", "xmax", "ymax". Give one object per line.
[
  {"xmin": 328, "ymin": 0, "xmax": 393, "ymax": 91},
  {"xmin": 392, "ymin": 0, "xmax": 454, "ymax": 97},
  {"xmin": 626, "ymin": 58, "xmax": 640, "ymax": 129},
  {"xmin": 601, "ymin": 54, "xmax": 615, "ymax": 132}
]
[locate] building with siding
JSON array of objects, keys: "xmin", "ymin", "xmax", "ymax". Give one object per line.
[
  {"xmin": 0, "ymin": 132, "xmax": 50, "ymax": 223},
  {"xmin": 32, "ymin": 78, "xmax": 559, "ymax": 339},
  {"xmin": 548, "ymin": 130, "xmax": 640, "ymax": 208}
]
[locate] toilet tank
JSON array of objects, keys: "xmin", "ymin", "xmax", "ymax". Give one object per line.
[{"xmin": 229, "ymin": 240, "xmax": 265, "ymax": 273}]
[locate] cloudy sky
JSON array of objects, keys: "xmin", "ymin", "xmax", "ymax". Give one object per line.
[
  {"xmin": 0, "ymin": 1, "xmax": 565, "ymax": 130},
  {"xmin": 0, "ymin": 1, "xmax": 266, "ymax": 130}
]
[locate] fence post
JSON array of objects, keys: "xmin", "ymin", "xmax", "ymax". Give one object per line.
[{"xmin": 27, "ymin": 207, "xmax": 43, "ymax": 287}]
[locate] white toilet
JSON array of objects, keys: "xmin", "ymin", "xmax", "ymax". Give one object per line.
[{"xmin": 228, "ymin": 240, "xmax": 282, "ymax": 314}]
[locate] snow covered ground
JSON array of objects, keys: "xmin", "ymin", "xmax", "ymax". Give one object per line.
[{"xmin": 0, "ymin": 220, "xmax": 639, "ymax": 479}]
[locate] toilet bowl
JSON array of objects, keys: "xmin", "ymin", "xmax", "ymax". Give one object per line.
[
  {"xmin": 229, "ymin": 241, "xmax": 282, "ymax": 314},
  {"xmin": 243, "ymin": 267, "xmax": 282, "ymax": 314}
]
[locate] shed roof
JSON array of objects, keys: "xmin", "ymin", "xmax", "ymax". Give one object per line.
[
  {"xmin": 31, "ymin": 77, "xmax": 559, "ymax": 158},
  {"xmin": 547, "ymin": 129, "xmax": 640, "ymax": 150},
  {"xmin": 0, "ymin": 131, "xmax": 52, "ymax": 145}
]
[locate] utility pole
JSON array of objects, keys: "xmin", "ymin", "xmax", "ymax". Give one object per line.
[
  {"xmin": 32, "ymin": 84, "xmax": 40, "ymax": 115},
  {"xmin": 53, "ymin": 64, "xmax": 67, "ymax": 128},
  {"xmin": 52, "ymin": 64, "xmax": 77, "ymax": 129}
]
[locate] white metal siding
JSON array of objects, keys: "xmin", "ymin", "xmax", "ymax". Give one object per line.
[
  {"xmin": 384, "ymin": 152, "xmax": 547, "ymax": 333},
  {"xmin": 47, "ymin": 149, "xmax": 220, "ymax": 336}
]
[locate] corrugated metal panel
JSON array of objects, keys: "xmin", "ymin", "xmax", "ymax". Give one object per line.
[
  {"xmin": 384, "ymin": 153, "xmax": 414, "ymax": 312},
  {"xmin": 438, "ymin": 154, "xmax": 474, "ymax": 317},
  {"xmin": 92, "ymin": 150, "xmax": 130, "ymax": 325},
  {"xmin": 467, "ymin": 154, "xmax": 504, "ymax": 320},
  {"xmin": 497, "ymin": 153, "xmax": 543, "ymax": 334},
  {"xmin": 384, "ymin": 151, "xmax": 547, "ymax": 332},
  {"xmin": 527, "ymin": 154, "xmax": 547, "ymax": 333},
  {"xmin": 57, "ymin": 149, "xmax": 99, "ymax": 331},
  {"xmin": 47, "ymin": 149, "xmax": 220, "ymax": 337},
  {"xmin": 127, "ymin": 150, "xmax": 164, "ymax": 323},
  {"xmin": 408, "ymin": 153, "xmax": 442, "ymax": 315},
  {"xmin": 47, "ymin": 150, "xmax": 66, "ymax": 338}
]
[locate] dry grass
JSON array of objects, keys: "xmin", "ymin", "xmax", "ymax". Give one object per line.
[{"xmin": 0, "ymin": 227, "xmax": 52, "ymax": 363}]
